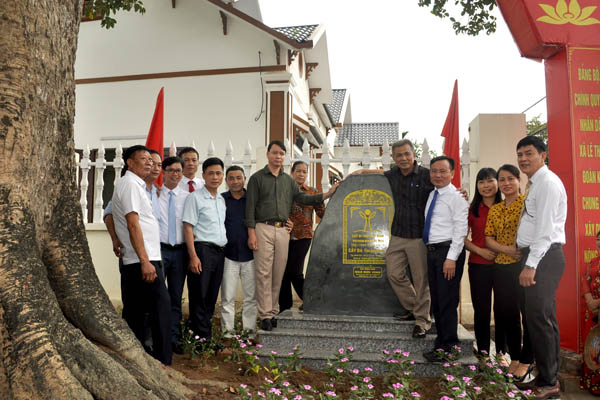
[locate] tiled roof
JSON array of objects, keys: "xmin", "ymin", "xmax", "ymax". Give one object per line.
[
  {"xmin": 334, "ymin": 123, "xmax": 399, "ymax": 146},
  {"xmin": 273, "ymin": 24, "xmax": 318, "ymax": 43},
  {"xmin": 324, "ymin": 89, "xmax": 346, "ymax": 126}
]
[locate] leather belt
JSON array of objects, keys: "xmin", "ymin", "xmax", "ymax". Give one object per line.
[
  {"xmin": 160, "ymin": 243, "xmax": 185, "ymax": 250},
  {"xmin": 262, "ymin": 220, "xmax": 286, "ymax": 228},
  {"xmin": 426, "ymin": 240, "xmax": 452, "ymax": 252}
]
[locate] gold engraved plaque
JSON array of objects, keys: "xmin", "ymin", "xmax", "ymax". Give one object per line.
[{"xmin": 342, "ymin": 189, "xmax": 393, "ymax": 266}]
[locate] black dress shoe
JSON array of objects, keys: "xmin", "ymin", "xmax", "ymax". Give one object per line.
[
  {"xmin": 515, "ymin": 378, "xmax": 538, "ymax": 391},
  {"xmin": 412, "ymin": 325, "xmax": 427, "ymax": 338},
  {"xmin": 423, "ymin": 349, "xmax": 446, "ymax": 363},
  {"xmin": 271, "ymin": 317, "xmax": 277, "ymax": 328},
  {"xmin": 393, "ymin": 312, "xmax": 415, "ymax": 321},
  {"xmin": 260, "ymin": 319, "xmax": 273, "ymax": 331}
]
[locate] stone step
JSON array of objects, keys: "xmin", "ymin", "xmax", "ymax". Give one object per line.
[
  {"xmin": 257, "ymin": 347, "xmax": 479, "ymax": 377},
  {"xmin": 258, "ymin": 325, "xmax": 474, "ymax": 356},
  {"xmin": 276, "ymin": 309, "xmax": 436, "ymax": 334}
]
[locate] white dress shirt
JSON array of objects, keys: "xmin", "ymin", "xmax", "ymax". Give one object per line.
[
  {"xmin": 424, "ymin": 183, "xmax": 469, "ymax": 261},
  {"xmin": 517, "ymin": 165, "xmax": 567, "ymax": 269},
  {"xmin": 178, "ymin": 176, "xmax": 205, "ymax": 193},
  {"xmin": 158, "ymin": 185, "xmax": 189, "ymax": 245},
  {"xmin": 112, "ymin": 170, "xmax": 161, "ymax": 265}
]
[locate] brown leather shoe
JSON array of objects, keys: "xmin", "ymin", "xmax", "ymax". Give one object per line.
[
  {"xmin": 515, "ymin": 379, "xmax": 537, "ymax": 391},
  {"xmin": 531, "ymin": 382, "xmax": 560, "ymax": 399}
]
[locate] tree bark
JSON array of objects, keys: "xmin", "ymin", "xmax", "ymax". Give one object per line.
[{"xmin": 0, "ymin": 1, "xmax": 190, "ymax": 398}]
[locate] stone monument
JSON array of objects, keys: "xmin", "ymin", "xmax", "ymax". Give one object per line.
[{"xmin": 303, "ymin": 174, "xmax": 408, "ymax": 316}]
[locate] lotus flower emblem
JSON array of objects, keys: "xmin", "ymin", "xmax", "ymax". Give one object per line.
[{"xmin": 537, "ymin": 0, "xmax": 600, "ymax": 25}]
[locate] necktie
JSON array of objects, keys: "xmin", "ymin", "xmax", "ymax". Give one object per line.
[
  {"xmin": 188, "ymin": 180, "xmax": 195, "ymax": 193},
  {"xmin": 423, "ymin": 190, "xmax": 439, "ymax": 244},
  {"xmin": 521, "ymin": 180, "xmax": 532, "ymax": 218},
  {"xmin": 168, "ymin": 191, "xmax": 177, "ymax": 246}
]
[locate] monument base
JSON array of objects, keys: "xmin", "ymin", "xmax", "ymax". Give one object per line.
[{"xmin": 258, "ymin": 309, "xmax": 477, "ymax": 377}]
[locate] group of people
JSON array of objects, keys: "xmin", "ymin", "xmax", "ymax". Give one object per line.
[
  {"xmin": 104, "ymin": 140, "xmax": 336, "ymax": 366},
  {"xmin": 356, "ymin": 135, "xmax": 566, "ymax": 400},
  {"xmin": 105, "ymin": 134, "xmax": 567, "ymax": 400}
]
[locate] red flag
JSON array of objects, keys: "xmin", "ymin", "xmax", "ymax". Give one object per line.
[
  {"xmin": 441, "ymin": 80, "xmax": 460, "ymax": 188},
  {"xmin": 145, "ymin": 87, "xmax": 164, "ymax": 185}
]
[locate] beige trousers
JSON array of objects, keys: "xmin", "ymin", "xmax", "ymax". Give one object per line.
[
  {"xmin": 386, "ymin": 236, "xmax": 432, "ymax": 329},
  {"xmin": 254, "ymin": 223, "xmax": 290, "ymax": 320}
]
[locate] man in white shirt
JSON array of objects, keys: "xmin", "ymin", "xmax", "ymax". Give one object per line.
[
  {"xmin": 111, "ymin": 145, "xmax": 172, "ymax": 365},
  {"xmin": 422, "ymin": 155, "xmax": 469, "ymax": 362},
  {"xmin": 183, "ymin": 157, "xmax": 227, "ymax": 343},
  {"xmin": 158, "ymin": 156, "xmax": 189, "ymax": 354},
  {"xmin": 177, "ymin": 147, "xmax": 205, "ymax": 193},
  {"xmin": 514, "ymin": 136, "xmax": 566, "ymax": 399}
]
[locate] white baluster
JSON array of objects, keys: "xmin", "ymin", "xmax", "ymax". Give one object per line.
[
  {"xmin": 421, "ymin": 139, "xmax": 431, "ymax": 168},
  {"xmin": 301, "ymin": 138, "xmax": 310, "ymax": 164},
  {"xmin": 320, "ymin": 147, "xmax": 331, "ymax": 193},
  {"xmin": 361, "ymin": 138, "xmax": 371, "ymax": 169},
  {"xmin": 169, "ymin": 141, "xmax": 177, "ymax": 157},
  {"xmin": 113, "ymin": 144, "xmax": 123, "ymax": 185},
  {"xmin": 207, "ymin": 140, "xmax": 215, "ymax": 158},
  {"xmin": 243, "ymin": 140, "xmax": 253, "ymax": 177},
  {"xmin": 461, "ymin": 138, "xmax": 471, "ymax": 192},
  {"xmin": 342, "ymin": 139, "xmax": 351, "ymax": 177},
  {"xmin": 381, "ymin": 138, "xmax": 391, "ymax": 171},
  {"xmin": 224, "ymin": 141, "xmax": 234, "ymax": 171},
  {"xmin": 93, "ymin": 145, "xmax": 106, "ymax": 223},
  {"xmin": 79, "ymin": 145, "xmax": 90, "ymax": 222}
]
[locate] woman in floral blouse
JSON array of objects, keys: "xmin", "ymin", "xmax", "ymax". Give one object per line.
[
  {"xmin": 485, "ymin": 164, "xmax": 533, "ymax": 380},
  {"xmin": 581, "ymin": 230, "xmax": 600, "ymax": 394},
  {"xmin": 278, "ymin": 161, "xmax": 325, "ymax": 313}
]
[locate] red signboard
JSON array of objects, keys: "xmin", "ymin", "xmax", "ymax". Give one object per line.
[{"xmin": 569, "ymin": 47, "xmax": 600, "ymax": 351}]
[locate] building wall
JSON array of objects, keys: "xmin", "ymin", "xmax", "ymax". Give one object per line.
[{"xmin": 75, "ymin": 0, "xmax": 283, "ymax": 157}]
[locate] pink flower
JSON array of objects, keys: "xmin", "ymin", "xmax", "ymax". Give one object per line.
[
  {"xmin": 363, "ymin": 377, "xmax": 370, "ymax": 383},
  {"xmin": 341, "ymin": 357, "xmax": 349, "ymax": 362},
  {"xmin": 367, "ymin": 384, "xmax": 374, "ymax": 389},
  {"xmin": 338, "ymin": 348, "xmax": 344, "ymax": 354},
  {"xmin": 392, "ymin": 382, "xmax": 404, "ymax": 389},
  {"xmin": 446, "ymin": 375, "xmax": 455, "ymax": 381},
  {"xmin": 468, "ymin": 365, "xmax": 477, "ymax": 371},
  {"xmin": 507, "ymin": 393, "xmax": 515, "ymax": 398},
  {"xmin": 325, "ymin": 391, "xmax": 336, "ymax": 397},
  {"xmin": 350, "ymin": 386, "xmax": 358, "ymax": 391},
  {"xmin": 269, "ymin": 388, "xmax": 281, "ymax": 395},
  {"xmin": 382, "ymin": 394, "xmax": 395, "ymax": 398},
  {"xmin": 256, "ymin": 344, "xmax": 263, "ymax": 348},
  {"xmin": 303, "ymin": 385, "xmax": 312, "ymax": 390},
  {"xmin": 347, "ymin": 346, "xmax": 354, "ymax": 351},
  {"xmin": 474, "ymin": 386, "xmax": 482, "ymax": 391},
  {"xmin": 402, "ymin": 351, "xmax": 410, "ymax": 357},
  {"xmin": 364, "ymin": 367, "xmax": 373, "ymax": 372},
  {"xmin": 411, "ymin": 393, "xmax": 421, "ymax": 398},
  {"xmin": 383, "ymin": 349, "xmax": 390, "ymax": 355},
  {"xmin": 283, "ymin": 381, "xmax": 290, "ymax": 387},
  {"xmin": 352, "ymin": 369, "xmax": 359, "ymax": 374},
  {"xmin": 336, "ymin": 368, "xmax": 343, "ymax": 373},
  {"xmin": 240, "ymin": 384, "xmax": 247, "ymax": 388},
  {"xmin": 440, "ymin": 397, "xmax": 453, "ymax": 400},
  {"xmin": 462, "ymin": 377, "xmax": 471, "ymax": 382}
]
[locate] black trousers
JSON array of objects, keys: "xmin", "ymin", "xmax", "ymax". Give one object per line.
[
  {"xmin": 493, "ymin": 262, "xmax": 523, "ymax": 360},
  {"xmin": 468, "ymin": 262, "xmax": 494, "ymax": 355},
  {"xmin": 520, "ymin": 245, "xmax": 565, "ymax": 387},
  {"xmin": 279, "ymin": 238, "xmax": 311, "ymax": 312},
  {"xmin": 161, "ymin": 244, "xmax": 188, "ymax": 345},
  {"xmin": 187, "ymin": 242, "xmax": 225, "ymax": 340},
  {"xmin": 427, "ymin": 244, "xmax": 465, "ymax": 351},
  {"xmin": 120, "ymin": 260, "xmax": 172, "ymax": 365}
]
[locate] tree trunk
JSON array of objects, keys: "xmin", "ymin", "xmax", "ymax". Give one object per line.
[{"xmin": 0, "ymin": 1, "xmax": 190, "ymax": 398}]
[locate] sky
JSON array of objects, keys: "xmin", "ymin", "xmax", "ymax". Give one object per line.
[{"xmin": 259, "ymin": 0, "xmax": 548, "ymax": 152}]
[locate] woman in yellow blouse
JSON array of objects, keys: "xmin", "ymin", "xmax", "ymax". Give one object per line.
[{"xmin": 485, "ymin": 164, "xmax": 533, "ymax": 380}]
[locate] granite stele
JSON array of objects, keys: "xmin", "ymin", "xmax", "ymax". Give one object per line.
[{"xmin": 304, "ymin": 174, "xmax": 409, "ymax": 316}]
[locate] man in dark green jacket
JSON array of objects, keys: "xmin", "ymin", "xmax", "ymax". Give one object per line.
[{"xmin": 245, "ymin": 140, "xmax": 337, "ymax": 331}]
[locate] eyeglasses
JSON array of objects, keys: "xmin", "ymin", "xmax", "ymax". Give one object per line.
[{"xmin": 165, "ymin": 168, "xmax": 183, "ymax": 173}]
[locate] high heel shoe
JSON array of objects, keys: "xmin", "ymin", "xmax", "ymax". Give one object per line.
[{"xmin": 513, "ymin": 363, "xmax": 535, "ymax": 382}]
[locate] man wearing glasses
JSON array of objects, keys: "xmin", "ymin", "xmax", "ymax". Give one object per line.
[{"xmin": 158, "ymin": 156, "xmax": 190, "ymax": 354}]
